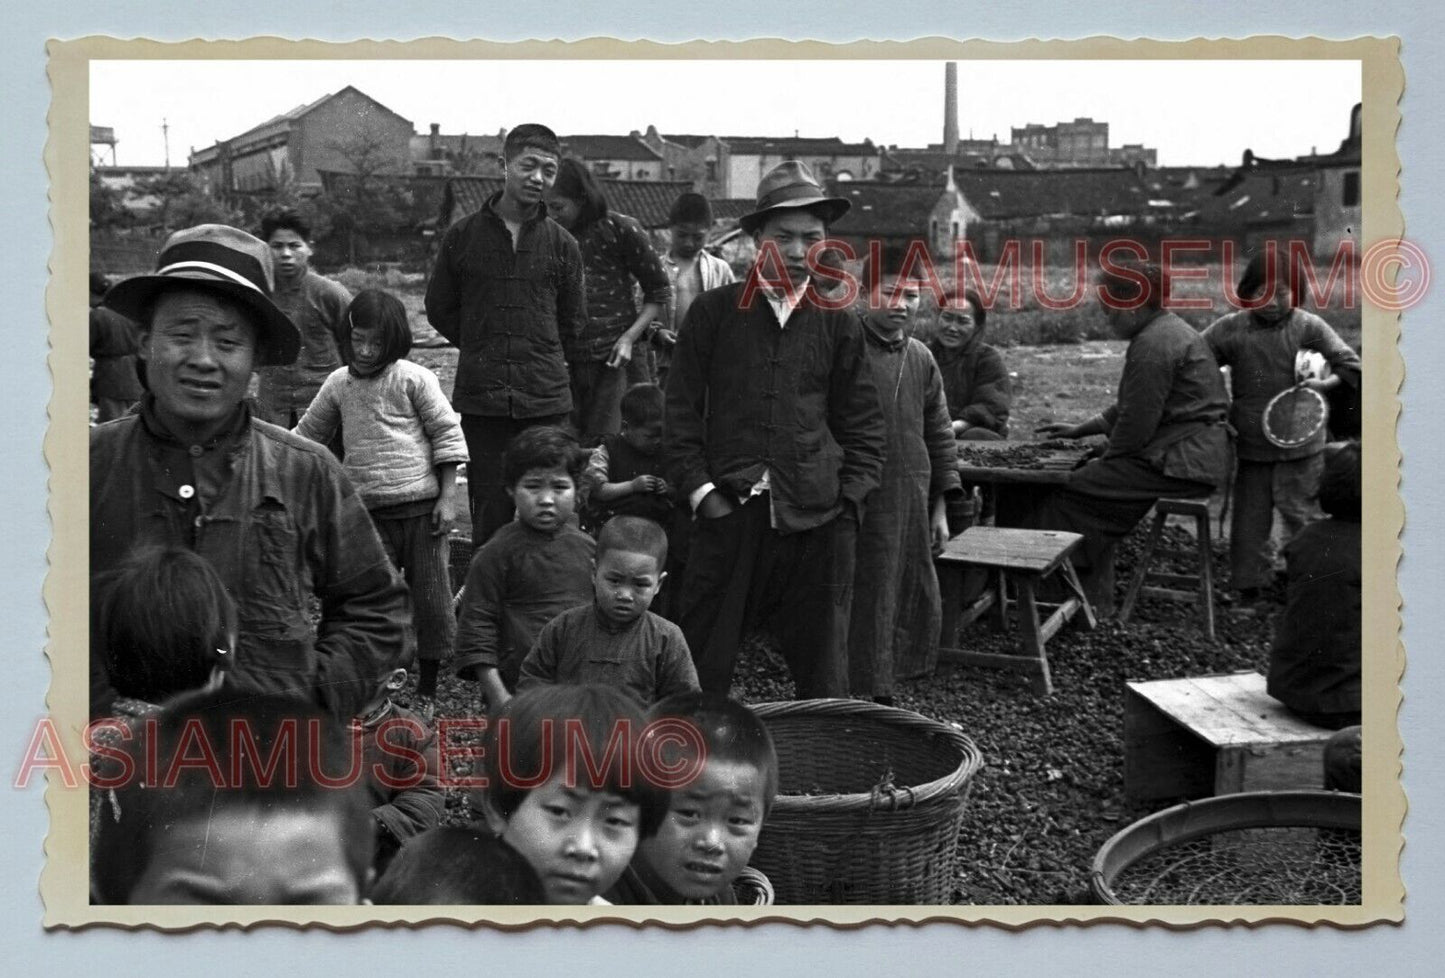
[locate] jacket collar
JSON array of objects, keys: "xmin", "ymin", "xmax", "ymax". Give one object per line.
[
  {"xmin": 862, "ymin": 318, "xmax": 908, "ymax": 352},
  {"xmin": 483, "ymin": 190, "xmax": 548, "ymax": 227},
  {"xmin": 138, "ymin": 393, "xmax": 251, "ymax": 457}
]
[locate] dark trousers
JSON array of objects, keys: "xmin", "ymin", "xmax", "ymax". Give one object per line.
[
  {"xmin": 569, "ymin": 360, "xmax": 629, "ymax": 446},
  {"xmin": 460, "ymin": 413, "xmax": 569, "ymax": 545},
  {"xmin": 677, "ymin": 494, "xmax": 856, "ymax": 698},
  {"xmin": 1230, "ymin": 455, "xmax": 1324, "ymax": 590},
  {"xmin": 372, "ymin": 510, "xmax": 455, "ymax": 663},
  {"xmin": 1025, "ymin": 456, "xmax": 1213, "ymax": 612}
]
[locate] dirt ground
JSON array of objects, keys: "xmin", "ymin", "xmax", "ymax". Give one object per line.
[{"xmin": 391, "ymin": 290, "xmax": 1299, "ymax": 906}]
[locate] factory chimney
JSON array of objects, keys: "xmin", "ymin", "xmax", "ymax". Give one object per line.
[{"xmin": 943, "ymin": 62, "xmax": 959, "ymax": 155}]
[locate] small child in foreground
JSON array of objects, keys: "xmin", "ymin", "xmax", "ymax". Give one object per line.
[
  {"xmin": 453, "ymin": 425, "xmax": 596, "ymax": 709},
  {"xmin": 478, "ymin": 684, "xmax": 668, "ymax": 905},
  {"xmin": 370, "ymin": 826, "xmax": 546, "ymax": 904},
  {"xmin": 583, "ymin": 383, "xmax": 674, "ymax": 528},
  {"xmin": 352, "ymin": 666, "xmax": 446, "ymax": 877},
  {"xmin": 295, "ymin": 289, "xmax": 469, "ymax": 709},
  {"xmin": 608, "ymin": 691, "xmax": 778, "ymax": 905},
  {"xmin": 518, "ymin": 515, "xmax": 699, "ymax": 708},
  {"xmin": 92, "ymin": 688, "xmax": 374, "ymax": 905}
]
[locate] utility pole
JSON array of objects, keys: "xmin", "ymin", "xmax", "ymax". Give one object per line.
[{"xmin": 161, "ymin": 118, "xmax": 170, "ymax": 169}]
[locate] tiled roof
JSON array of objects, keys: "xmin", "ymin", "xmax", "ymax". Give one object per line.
[
  {"xmin": 661, "ymin": 134, "xmax": 713, "ymax": 149},
  {"xmin": 827, "ymin": 181, "xmax": 953, "ymax": 235},
  {"xmin": 948, "ymin": 168, "xmax": 1154, "ymax": 220},
  {"xmin": 723, "ymin": 135, "xmax": 877, "ymax": 156},
  {"xmin": 559, "ymin": 134, "xmax": 663, "ymax": 162},
  {"xmin": 709, "ymin": 199, "xmax": 755, "ymax": 222},
  {"xmin": 191, "ymin": 86, "xmax": 411, "ymax": 163},
  {"xmin": 1202, "ymin": 170, "xmax": 1317, "ymax": 227},
  {"xmin": 410, "ymin": 132, "xmax": 505, "ymax": 162},
  {"xmin": 443, "ymin": 176, "xmax": 701, "ymax": 229}
]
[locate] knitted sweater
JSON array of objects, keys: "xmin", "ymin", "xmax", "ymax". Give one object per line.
[{"xmin": 295, "ymin": 359, "xmax": 469, "ymax": 509}]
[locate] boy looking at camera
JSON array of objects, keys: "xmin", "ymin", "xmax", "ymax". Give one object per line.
[
  {"xmin": 518, "ymin": 515, "xmax": 699, "ymax": 708},
  {"xmin": 453, "ymin": 425, "xmax": 595, "ymax": 709}
]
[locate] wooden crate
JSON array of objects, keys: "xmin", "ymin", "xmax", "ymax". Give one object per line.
[{"xmin": 1123, "ymin": 672, "xmax": 1335, "ymax": 802}]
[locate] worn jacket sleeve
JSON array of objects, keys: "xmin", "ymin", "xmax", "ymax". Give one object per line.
[
  {"xmin": 423, "ymin": 223, "xmax": 463, "ymax": 346},
  {"xmin": 656, "ymin": 626, "xmax": 701, "ymax": 700},
  {"xmin": 959, "ymin": 346, "xmax": 1012, "ymax": 434},
  {"xmin": 664, "ymin": 294, "xmax": 718, "ymax": 499},
  {"xmin": 554, "ymin": 229, "xmax": 589, "ymax": 342},
  {"xmin": 621, "ymin": 221, "xmax": 673, "ymax": 308},
  {"xmin": 453, "ymin": 542, "xmax": 508, "ymax": 679},
  {"xmin": 922, "ymin": 354, "xmax": 963, "ymax": 499},
  {"xmin": 829, "ymin": 314, "xmax": 887, "ymax": 518},
  {"xmin": 309, "ymin": 458, "xmax": 411, "ymax": 720},
  {"xmin": 1102, "ymin": 332, "xmax": 1173, "ymax": 460},
  {"xmin": 410, "ymin": 367, "xmax": 469, "ymax": 466},
  {"xmin": 293, "ymin": 371, "xmax": 344, "ymax": 446},
  {"xmin": 516, "ymin": 618, "xmax": 561, "ymax": 691},
  {"xmin": 1303, "ymin": 313, "xmax": 1362, "ymax": 381},
  {"xmin": 370, "ymin": 715, "xmax": 445, "ymax": 841}
]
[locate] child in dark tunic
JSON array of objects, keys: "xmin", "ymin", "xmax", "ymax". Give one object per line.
[
  {"xmin": 453, "ymin": 426, "xmax": 595, "ymax": 709},
  {"xmin": 518, "ymin": 516, "xmax": 699, "ymax": 708},
  {"xmin": 848, "ymin": 256, "xmax": 962, "ymax": 702}
]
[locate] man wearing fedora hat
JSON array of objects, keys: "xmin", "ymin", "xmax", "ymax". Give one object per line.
[
  {"xmin": 90, "ymin": 224, "xmax": 410, "ymax": 721},
  {"xmin": 664, "ymin": 161, "xmax": 886, "ymax": 698}
]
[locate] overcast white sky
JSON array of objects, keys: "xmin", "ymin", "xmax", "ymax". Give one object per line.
[{"xmin": 90, "ymin": 59, "xmax": 1361, "ymax": 169}]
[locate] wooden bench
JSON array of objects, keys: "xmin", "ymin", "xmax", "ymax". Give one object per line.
[
  {"xmin": 935, "ymin": 527, "xmax": 1096, "ymax": 696},
  {"xmin": 1123, "ymin": 671, "xmax": 1336, "ymax": 801}
]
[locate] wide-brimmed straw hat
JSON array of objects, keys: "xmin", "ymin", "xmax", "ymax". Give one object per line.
[
  {"xmin": 104, "ymin": 224, "xmax": 301, "ymax": 366},
  {"xmin": 738, "ymin": 161, "xmax": 851, "ymax": 234}
]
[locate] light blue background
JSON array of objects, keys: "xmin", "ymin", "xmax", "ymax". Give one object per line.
[{"xmin": 5, "ymin": 4, "xmax": 1439, "ymax": 974}]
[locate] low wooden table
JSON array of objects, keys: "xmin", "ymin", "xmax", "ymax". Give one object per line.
[
  {"xmin": 1123, "ymin": 671, "xmax": 1336, "ymax": 802},
  {"xmin": 936, "ymin": 526, "xmax": 1097, "ymax": 696}
]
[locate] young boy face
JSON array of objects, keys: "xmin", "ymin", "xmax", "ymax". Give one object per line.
[
  {"xmin": 503, "ymin": 146, "xmax": 560, "ymax": 211},
  {"xmin": 621, "ymin": 418, "xmax": 663, "ymax": 455},
  {"xmin": 669, "ymin": 222, "xmax": 708, "ymax": 261},
  {"xmin": 490, "ymin": 774, "xmax": 641, "ymax": 904},
  {"xmin": 127, "ymin": 809, "xmax": 363, "ymax": 905},
  {"xmin": 861, "ymin": 273, "xmax": 923, "ymax": 338},
  {"xmin": 593, "ymin": 548, "xmax": 665, "ymax": 627},
  {"xmin": 508, "ymin": 465, "xmax": 577, "ymax": 533},
  {"xmin": 635, "ymin": 757, "xmax": 768, "ymax": 902},
  {"xmin": 266, "ymin": 228, "xmax": 312, "ymax": 282}
]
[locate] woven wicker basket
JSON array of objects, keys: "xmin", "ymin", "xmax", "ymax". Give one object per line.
[
  {"xmin": 732, "ymin": 866, "xmax": 776, "ymax": 906},
  {"xmin": 748, "ymin": 698, "xmax": 983, "ymax": 905}
]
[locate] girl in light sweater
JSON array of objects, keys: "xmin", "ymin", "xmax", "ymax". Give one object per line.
[{"xmin": 296, "ymin": 289, "xmax": 469, "ymax": 711}]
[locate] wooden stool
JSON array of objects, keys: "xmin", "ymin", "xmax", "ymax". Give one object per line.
[
  {"xmin": 1119, "ymin": 498, "xmax": 1216, "ymax": 641},
  {"xmin": 935, "ymin": 527, "xmax": 1097, "ymax": 696},
  {"xmin": 1123, "ymin": 672, "xmax": 1336, "ymax": 801}
]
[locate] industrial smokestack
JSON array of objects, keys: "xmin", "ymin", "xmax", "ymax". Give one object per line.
[{"xmin": 944, "ymin": 62, "xmax": 959, "ymax": 155}]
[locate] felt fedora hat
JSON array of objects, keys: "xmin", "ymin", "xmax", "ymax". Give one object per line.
[
  {"xmin": 104, "ymin": 224, "xmax": 302, "ymax": 367},
  {"xmin": 738, "ymin": 160, "xmax": 850, "ymax": 233}
]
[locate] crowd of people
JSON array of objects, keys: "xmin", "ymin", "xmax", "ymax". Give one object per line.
[{"xmin": 86, "ymin": 121, "xmax": 1365, "ymax": 906}]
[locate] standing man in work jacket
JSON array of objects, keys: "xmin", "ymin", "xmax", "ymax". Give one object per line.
[
  {"xmin": 664, "ymin": 161, "xmax": 886, "ymax": 698},
  {"xmin": 424, "ymin": 123, "xmax": 588, "ymax": 544},
  {"xmin": 91, "ymin": 224, "xmax": 410, "ymax": 722}
]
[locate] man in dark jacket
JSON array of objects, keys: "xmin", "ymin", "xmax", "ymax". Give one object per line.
[
  {"xmin": 664, "ymin": 161, "xmax": 886, "ymax": 697},
  {"xmin": 1035, "ymin": 258, "xmax": 1233, "ymax": 611},
  {"xmin": 92, "ymin": 224, "xmax": 410, "ymax": 722},
  {"xmin": 424, "ymin": 123, "xmax": 588, "ymax": 543}
]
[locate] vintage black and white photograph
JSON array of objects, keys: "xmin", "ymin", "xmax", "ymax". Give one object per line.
[{"xmin": 51, "ymin": 39, "xmax": 1402, "ymax": 926}]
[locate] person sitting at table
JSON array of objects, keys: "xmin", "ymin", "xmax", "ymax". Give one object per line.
[
  {"xmin": 929, "ymin": 287, "xmax": 1011, "ymax": 440},
  {"xmin": 1032, "ymin": 257, "xmax": 1233, "ymax": 610}
]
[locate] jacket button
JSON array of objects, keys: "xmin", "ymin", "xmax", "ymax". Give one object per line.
[
  {"xmin": 188, "ymin": 445, "xmax": 203, "ymax": 458},
  {"xmin": 178, "ymin": 484, "xmax": 195, "ymax": 500}
]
